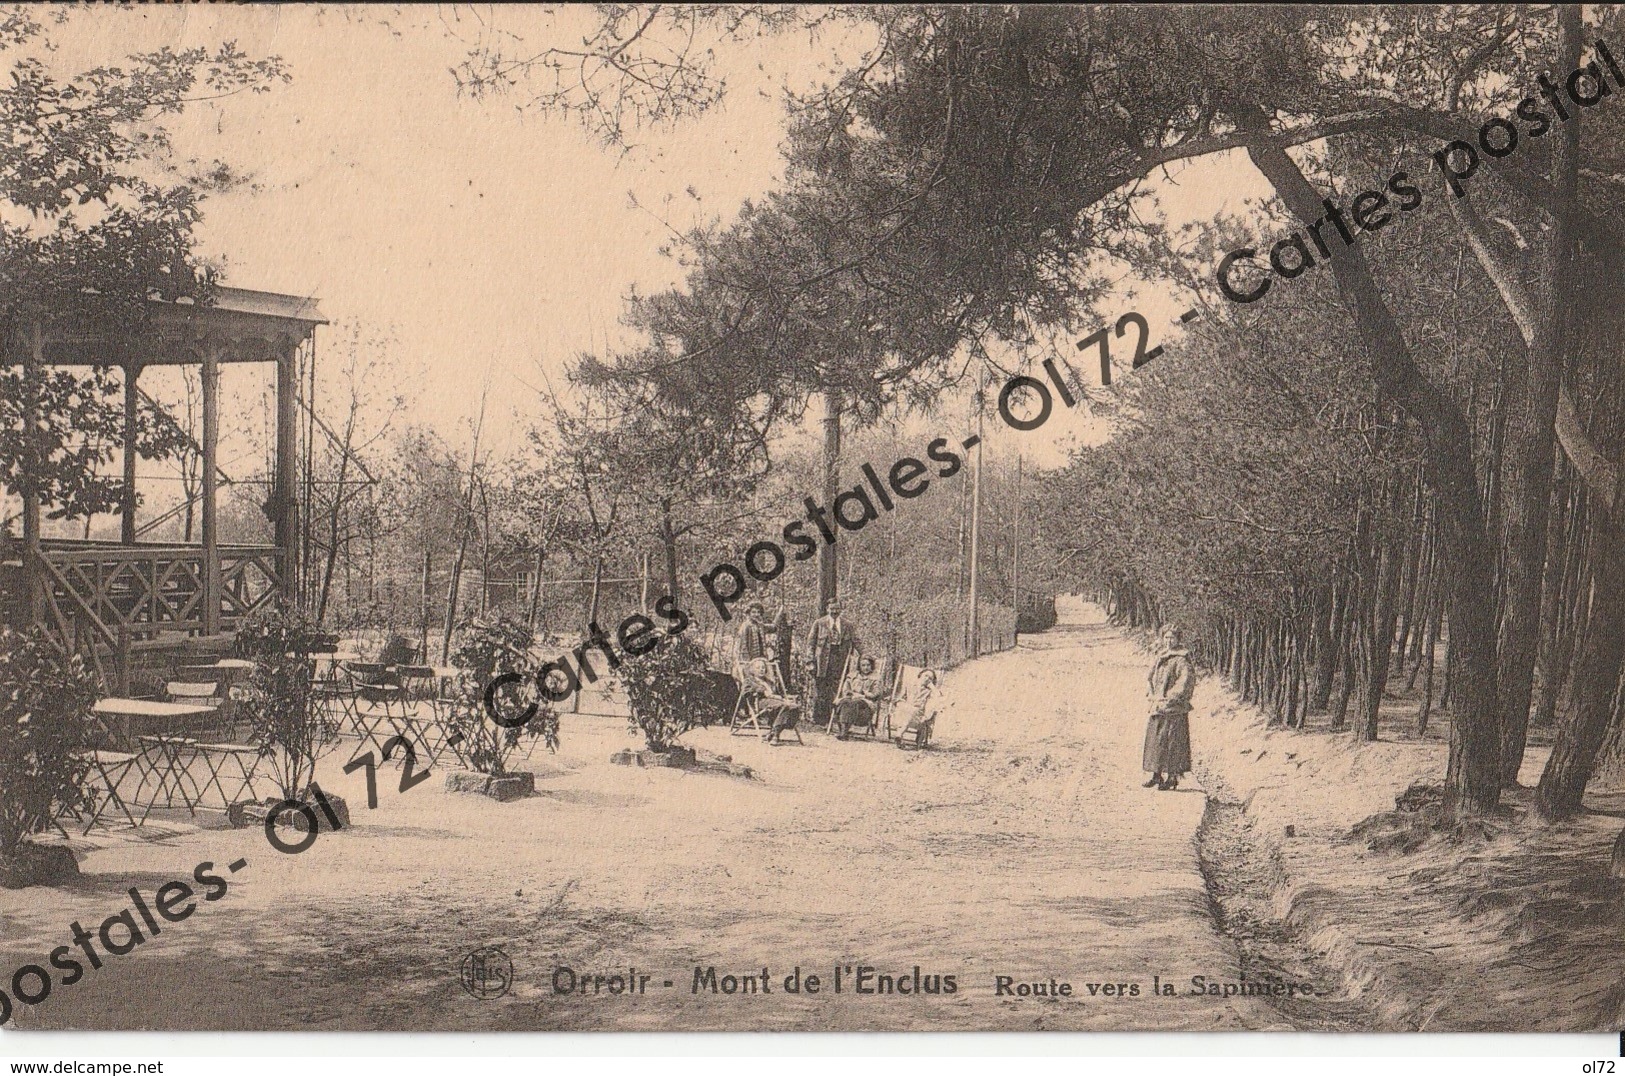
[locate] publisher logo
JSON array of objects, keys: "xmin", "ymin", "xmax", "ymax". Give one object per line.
[{"xmin": 460, "ymin": 946, "xmax": 513, "ymax": 1000}]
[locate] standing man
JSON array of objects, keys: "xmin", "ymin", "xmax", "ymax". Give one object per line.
[
  {"xmin": 1143, "ymin": 624, "xmax": 1198, "ymax": 791},
  {"xmin": 806, "ymin": 599, "xmax": 855, "ymax": 729}
]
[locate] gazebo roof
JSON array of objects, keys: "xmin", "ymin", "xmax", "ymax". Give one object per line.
[
  {"xmin": 39, "ymin": 286, "xmax": 327, "ymax": 367},
  {"xmin": 197, "ymin": 286, "xmax": 326, "ymax": 324}
]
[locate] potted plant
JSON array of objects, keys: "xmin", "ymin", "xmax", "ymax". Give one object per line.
[
  {"xmin": 441, "ymin": 614, "xmax": 558, "ymax": 801},
  {"xmin": 613, "ymin": 633, "xmax": 719, "ymax": 768},
  {"xmin": 0, "ymin": 627, "xmax": 99, "ymax": 887},
  {"xmin": 230, "ymin": 604, "xmax": 349, "ymax": 831}
]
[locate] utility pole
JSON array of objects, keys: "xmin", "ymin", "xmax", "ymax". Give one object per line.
[
  {"xmin": 967, "ymin": 376, "xmax": 985, "ymax": 657},
  {"xmin": 819, "ymin": 389, "xmax": 842, "ymax": 614},
  {"xmin": 1013, "ymin": 451, "xmax": 1022, "ymax": 643}
]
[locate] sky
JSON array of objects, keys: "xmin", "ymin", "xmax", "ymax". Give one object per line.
[
  {"xmin": 67, "ymin": 4, "xmax": 844, "ymax": 447},
  {"xmin": 33, "ymin": 3, "xmax": 1277, "ymax": 527}
]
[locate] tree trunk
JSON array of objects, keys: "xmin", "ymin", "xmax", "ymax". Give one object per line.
[
  {"xmin": 526, "ymin": 545, "xmax": 546, "ymax": 633},
  {"xmin": 660, "ymin": 498, "xmax": 680, "ymax": 602},
  {"xmin": 1393, "ymin": 474, "xmax": 1426, "ymax": 678},
  {"xmin": 1535, "ymin": 513, "xmax": 1625, "ymax": 820},
  {"xmin": 1496, "ymin": 8, "xmax": 1579, "ymax": 785},
  {"xmin": 819, "ymin": 390, "xmax": 841, "ymax": 613},
  {"xmin": 1535, "ymin": 481, "xmax": 1586, "ymax": 729},
  {"xmin": 315, "ymin": 404, "xmax": 358, "ymax": 626},
  {"xmin": 1243, "ymin": 107, "xmax": 1502, "ymax": 815},
  {"xmin": 1313, "ymin": 583, "xmax": 1339, "ymax": 712},
  {"xmin": 1359, "ymin": 537, "xmax": 1403, "ymax": 742},
  {"xmin": 573, "ymin": 556, "xmax": 605, "ymax": 716},
  {"xmin": 1418, "ymin": 598, "xmax": 1441, "ymax": 737}
]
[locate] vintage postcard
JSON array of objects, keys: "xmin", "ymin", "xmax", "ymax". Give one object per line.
[{"xmin": 0, "ymin": 2, "xmax": 1622, "ymax": 1037}]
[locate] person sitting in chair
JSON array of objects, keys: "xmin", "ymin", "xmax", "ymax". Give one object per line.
[
  {"xmin": 742, "ymin": 657, "xmax": 801, "ymax": 745},
  {"xmin": 897, "ymin": 669, "xmax": 941, "ymax": 747},
  {"xmin": 834, "ymin": 656, "xmax": 886, "ymax": 740}
]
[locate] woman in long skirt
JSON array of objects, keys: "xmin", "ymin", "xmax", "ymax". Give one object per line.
[{"xmin": 1143, "ymin": 624, "xmax": 1197, "ymax": 791}]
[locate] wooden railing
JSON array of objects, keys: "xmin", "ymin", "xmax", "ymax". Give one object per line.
[{"xmin": 32, "ymin": 541, "xmax": 283, "ymax": 654}]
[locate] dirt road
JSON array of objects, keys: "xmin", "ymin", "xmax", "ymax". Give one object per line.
[{"xmin": 2, "ymin": 598, "xmax": 1285, "ymax": 1031}]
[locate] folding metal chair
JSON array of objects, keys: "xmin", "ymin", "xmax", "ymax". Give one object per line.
[
  {"xmin": 129, "ymin": 680, "xmax": 225, "ymax": 816},
  {"xmin": 345, "ymin": 662, "xmax": 406, "ymax": 763},
  {"xmin": 133, "ymin": 733, "xmax": 205, "ymax": 817},
  {"xmin": 311, "ymin": 661, "xmax": 361, "ymax": 739},
  {"xmin": 39, "ymin": 778, "xmax": 80, "ymax": 838},
  {"xmin": 378, "ymin": 636, "xmax": 421, "ymax": 669},
  {"xmin": 76, "ymin": 749, "xmax": 143, "ymax": 831},
  {"xmin": 74, "ymin": 701, "xmax": 143, "ymax": 831},
  {"xmin": 185, "ymin": 704, "xmax": 265, "ymax": 811},
  {"xmin": 386, "ymin": 671, "xmax": 458, "ymax": 768}
]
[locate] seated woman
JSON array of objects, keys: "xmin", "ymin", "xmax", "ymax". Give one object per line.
[
  {"xmin": 896, "ymin": 669, "xmax": 941, "ymax": 747},
  {"xmin": 741, "ymin": 657, "xmax": 802, "ymax": 745},
  {"xmin": 833, "ymin": 656, "xmax": 886, "ymax": 740}
]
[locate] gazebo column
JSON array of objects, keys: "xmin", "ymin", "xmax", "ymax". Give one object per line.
[
  {"xmin": 121, "ymin": 362, "xmax": 139, "ymax": 544},
  {"xmin": 274, "ymin": 347, "xmax": 299, "ymax": 603},
  {"xmin": 201, "ymin": 345, "xmax": 222, "ymax": 635}
]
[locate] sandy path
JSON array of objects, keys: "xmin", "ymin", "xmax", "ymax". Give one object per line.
[{"xmin": 1, "ymin": 599, "xmax": 1282, "ymax": 1032}]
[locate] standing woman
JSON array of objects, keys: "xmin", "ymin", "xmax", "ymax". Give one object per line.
[
  {"xmin": 1143, "ymin": 624, "xmax": 1197, "ymax": 791},
  {"xmin": 768, "ymin": 600, "xmax": 794, "ymax": 693}
]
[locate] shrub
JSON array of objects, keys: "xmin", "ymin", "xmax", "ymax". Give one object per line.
[
  {"xmin": 444, "ymin": 614, "xmax": 558, "ymax": 776},
  {"xmin": 619, "ymin": 632, "xmax": 715, "ymax": 751},
  {"xmin": 234, "ymin": 604, "xmax": 323, "ymax": 801},
  {"xmin": 0, "ymin": 626, "xmax": 99, "ymax": 857}
]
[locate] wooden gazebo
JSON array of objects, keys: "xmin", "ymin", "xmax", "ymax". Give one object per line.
[{"xmin": 8, "ymin": 287, "xmax": 325, "ymax": 686}]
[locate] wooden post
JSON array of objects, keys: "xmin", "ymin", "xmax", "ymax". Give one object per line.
[
  {"xmin": 115, "ymin": 626, "xmax": 131, "ymax": 697},
  {"xmin": 121, "ymin": 363, "xmax": 139, "ymax": 544},
  {"xmin": 201, "ymin": 346, "xmax": 221, "ymax": 635},
  {"xmin": 419, "ymin": 547, "xmax": 432, "ymax": 659},
  {"xmin": 275, "ymin": 346, "xmax": 300, "ymax": 602},
  {"xmin": 22, "ymin": 323, "xmax": 44, "ymax": 626},
  {"xmin": 967, "ymin": 377, "xmax": 985, "ymax": 656}
]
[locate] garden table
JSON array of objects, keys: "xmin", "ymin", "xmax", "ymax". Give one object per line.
[
  {"xmin": 206, "ymin": 658, "xmax": 257, "ymax": 702},
  {"xmin": 91, "ymin": 697, "xmax": 218, "ymax": 746},
  {"xmin": 315, "ymin": 650, "xmax": 359, "ymax": 679},
  {"xmin": 91, "ymin": 698, "xmax": 218, "ymax": 817}
]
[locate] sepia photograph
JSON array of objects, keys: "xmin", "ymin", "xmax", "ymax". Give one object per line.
[{"xmin": 0, "ymin": 1, "xmax": 1623, "ymax": 1043}]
